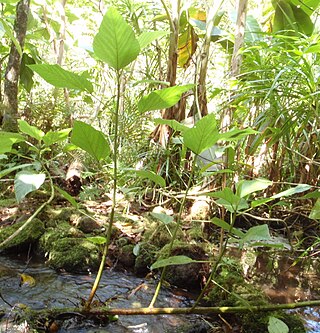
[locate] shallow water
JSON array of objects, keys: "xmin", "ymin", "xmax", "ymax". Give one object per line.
[
  {"xmin": 0, "ymin": 252, "xmax": 320, "ymax": 332},
  {"xmin": 0, "ymin": 255, "xmax": 204, "ymax": 332}
]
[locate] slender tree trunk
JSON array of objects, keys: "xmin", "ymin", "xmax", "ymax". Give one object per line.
[
  {"xmin": 152, "ymin": 1, "xmax": 181, "ymax": 146},
  {"xmin": 221, "ymin": 0, "xmax": 248, "ymax": 131},
  {"xmin": 1, "ymin": 0, "xmax": 30, "ymax": 131}
]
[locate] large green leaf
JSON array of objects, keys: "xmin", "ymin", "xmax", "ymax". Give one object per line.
[
  {"xmin": 28, "ymin": 64, "xmax": 93, "ymax": 93},
  {"xmin": 0, "ymin": 132, "xmax": 25, "ymax": 154},
  {"xmin": 138, "ymin": 84, "xmax": 193, "ymax": 113},
  {"xmin": 43, "ymin": 128, "xmax": 71, "ymax": 146},
  {"xmin": 0, "ymin": 163, "xmax": 33, "ymax": 179},
  {"xmin": 271, "ymin": 184, "xmax": 311, "ymax": 199},
  {"xmin": 151, "ymin": 255, "xmax": 197, "ymax": 270},
  {"xmin": 211, "ymin": 217, "xmax": 245, "ymax": 238},
  {"xmin": 151, "ymin": 212, "xmax": 174, "ymax": 224},
  {"xmin": 236, "ymin": 178, "xmax": 272, "ymax": 198},
  {"xmin": 137, "ymin": 31, "xmax": 168, "ymax": 49},
  {"xmin": 0, "ymin": 18, "xmax": 22, "ymax": 56},
  {"xmin": 70, "ymin": 121, "xmax": 110, "ymax": 161},
  {"xmin": 14, "ymin": 171, "xmax": 46, "ymax": 202},
  {"xmin": 183, "ymin": 114, "xmax": 219, "ymax": 155},
  {"xmin": 291, "ymin": 0, "xmax": 320, "ymax": 15},
  {"xmin": 134, "ymin": 170, "xmax": 166, "ymax": 188},
  {"xmin": 272, "ymin": 0, "xmax": 314, "ymax": 35},
  {"xmin": 268, "ymin": 316, "xmax": 289, "ymax": 333},
  {"xmin": 242, "ymin": 224, "xmax": 271, "ymax": 243},
  {"xmin": 154, "ymin": 118, "xmax": 189, "ymax": 133},
  {"xmin": 18, "ymin": 120, "xmax": 44, "ymax": 141},
  {"xmin": 309, "ymin": 199, "xmax": 320, "ymax": 220},
  {"xmin": 93, "ymin": 7, "xmax": 140, "ymax": 70}
]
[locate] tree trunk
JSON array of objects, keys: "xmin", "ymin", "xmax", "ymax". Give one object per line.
[
  {"xmin": 152, "ymin": 1, "xmax": 181, "ymax": 146},
  {"xmin": 1, "ymin": 0, "xmax": 30, "ymax": 132}
]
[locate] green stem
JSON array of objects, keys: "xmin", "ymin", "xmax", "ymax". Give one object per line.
[
  {"xmin": 149, "ymin": 162, "xmax": 195, "ymax": 308},
  {"xmin": 192, "ymin": 211, "xmax": 236, "ymax": 308},
  {"xmin": 85, "ymin": 70, "xmax": 121, "ymax": 309}
]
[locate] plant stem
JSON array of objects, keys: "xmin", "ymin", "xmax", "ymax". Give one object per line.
[
  {"xmin": 192, "ymin": 211, "xmax": 236, "ymax": 308},
  {"xmin": 85, "ymin": 70, "xmax": 121, "ymax": 309},
  {"xmin": 149, "ymin": 162, "xmax": 195, "ymax": 308}
]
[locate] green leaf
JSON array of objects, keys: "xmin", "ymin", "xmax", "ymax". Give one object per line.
[
  {"xmin": 43, "ymin": 128, "xmax": 71, "ymax": 146},
  {"xmin": 219, "ymin": 127, "xmax": 259, "ymax": 142},
  {"xmin": 302, "ymin": 190, "xmax": 320, "ymax": 199},
  {"xmin": 0, "ymin": 163, "xmax": 33, "ymax": 179},
  {"xmin": 242, "ymin": 224, "xmax": 271, "ymax": 243},
  {"xmin": 291, "ymin": 0, "xmax": 320, "ymax": 15},
  {"xmin": 151, "ymin": 212, "xmax": 174, "ymax": 224},
  {"xmin": 134, "ymin": 170, "xmax": 166, "ymax": 188},
  {"xmin": 154, "ymin": 118, "xmax": 189, "ymax": 133},
  {"xmin": 18, "ymin": 120, "xmax": 44, "ymax": 141},
  {"xmin": 20, "ymin": 53, "xmax": 35, "ymax": 92},
  {"xmin": 0, "ymin": 18, "xmax": 22, "ymax": 56},
  {"xmin": 183, "ymin": 114, "xmax": 219, "ymax": 155},
  {"xmin": 211, "ymin": 217, "xmax": 245, "ymax": 238},
  {"xmin": 55, "ymin": 186, "xmax": 79, "ymax": 209},
  {"xmin": 93, "ymin": 7, "xmax": 140, "ymax": 70},
  {"xmin": 14, "ymin": 171, "xmax": 46, "ymax": 202},
  {"xmin": 70, "ymin": 121, "xmax": 110, "ymax": 161},
  {"xmin": 207, "ymin": 187, "xmax": 249, "ymax": 212},
  {"xmin": 0, "ymin": 131, "xmax": 25, "ymax": 153},
  {"xmin": 309, "ymin": 199, "xmax": 320, "ymax": 220},
  {"xmin": 268, "ymin": 316, "xmax": 289, "ymax": 333},
  {"xmin": 138, "ymin": 84, "xmax": 194, "ymax": 113},
  {"xmin": 137, "ymin": 31, "xmax": 168, "ymax": 49},
  {"xmin": 28, "ymin": 64, "xmax": 93, "ymax": 93},
  {"xmin": 236, "ymin": 178, "xmax": 272, "ymax": 198},
  {"xmin": 151, "ymin": 255, "xmax": 196, "ymax": 270},
  {"xmin": 271, "ymin": 184, "xmax": 311, "ymax": 199},
  {"xmin": 87, "ymin": 236, "xmax": 106, "ymax": 245}
]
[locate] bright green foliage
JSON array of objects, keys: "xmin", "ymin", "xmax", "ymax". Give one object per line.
[
  {"xmin": 93, "ymin": 7, "xmax": 140, "ymax": 70},
  {"xmin": 236, "ymin": 178, "xmax": 272, "ymax": 198},
  {"xmin": 70, "ymin": 121, "xmax": 110, "ymax": 162},
  {"xmin": 183, "ymin": 114, "xmax": 219, "ymax": 155},
  {"xmin": 18, "ymin": 119, "xmax": 44, "ymax": 141},
  {"xmin": 272, "ymin": 0, "xmax": 320, "ymax": 35},
  {"xmin": 268, "ymin": 316, "xmax": 289, "ymax": 333},
  {"xmin": 43, "ymin": 129, "xmax": 72, "ymax": 146},
  {"xmin": 14, "ymin": 170, "xmax": 46, "ymax": 202},
  {"xmin": 0, "ymin": 132, "xmax": 25, "ymax": 154},
  {"xmin": 138, "ymin": 84, "xmax": 194, "ymax": 113},
  {"xmin": 28, "ymin": 64, "xmax": 93, "ymax": 93},
  {"xmin": 151, "ymin": 255, "xmax": 197, "ymax": 270},
  {"xmin": 134, "ymin": 170, "xmax": 166, "ymax": 188},
  {"xmin": 309, "ymin": 199, "xmax": 320, "ymax": 220},
  {"xmin": 137, "ymin": 31, "xmax": 169, "ymax": 49}
]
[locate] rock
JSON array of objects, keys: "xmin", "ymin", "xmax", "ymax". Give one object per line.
[
  {"xmin": 75, "ymin": 216, "xmax": 101, "ymax": 233},
  {"xmin": 47, "ymin": 237, "xmax": 100, "ymax": 272},
  {"xmin": 118, "ymin": 244, "xmax": 135, "ymax": 268},
  {"xmin": 0, "ymin": 218, "xmax": 45, "ymax": 252},
  {"xmin": 158, "ymin": 242, "xmax": 208, "ymax": 290}
]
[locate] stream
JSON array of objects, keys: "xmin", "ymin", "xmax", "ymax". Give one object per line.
[{"xmin": 0, "ymin": 252, "xmax": 320, "ymax": 333}]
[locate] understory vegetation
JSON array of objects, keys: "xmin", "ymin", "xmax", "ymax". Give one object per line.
[{"xmin": 0, "ymin": 0, "xmax": 319, "ymax": 332}]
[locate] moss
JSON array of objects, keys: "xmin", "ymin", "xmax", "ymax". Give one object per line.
[
  {"xmin": 157, "ymin": 241, "xmax": 207, "ymax": 290},
  {"xmin": 134, "ymin": 242, "xmax": 158, "ymax": 276},
  {"xmin": 38, "ymin": 222, "xmax": 78, "ymax": 253},
  {"xmin": 241, "ymin": 312, "xmax": 306, "ymax": 333},
  {"xmin": 0, "ymin": 218, "xmax": 45, "ymax": 251},
  {"xmin": 47, "ymin": 237, "xmax": 100, "ymax": 272},
  {"xmin": 144, "ymin": 221, "xmax": 184, "ymax": 248}
]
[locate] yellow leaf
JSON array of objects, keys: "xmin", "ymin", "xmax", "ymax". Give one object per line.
[{"xmin": 19, "ymin": 273, "xmax": 36, "ymax": 287}]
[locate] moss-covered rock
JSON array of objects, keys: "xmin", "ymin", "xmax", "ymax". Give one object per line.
[
  {"xmin": 118, "ymin": 244, "xmax": 136, "ymax": 268},
  {"xmin": 157, "ymin": 241, "xmax": 208, "ymax": 290},
  {"xmin": 134, "ymin": 242, "xmax": 158, "ymax": 276},
  {"xmin": 0, "ymin": 218, "xmax": 45, "ymax": 252},
  {"xmin": 38, "ymin": 222, "xmax": 84, "ymax": 254},
  {"xmin": 47, "ymin": 237, "xmax": 100, "ymax": 272}
]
